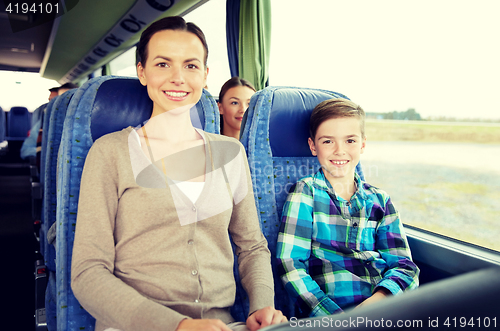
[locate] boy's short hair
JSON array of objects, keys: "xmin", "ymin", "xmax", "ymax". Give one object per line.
[{"xmin": 309, "ymin": 98, "xmax": 366, "ymax": 140}]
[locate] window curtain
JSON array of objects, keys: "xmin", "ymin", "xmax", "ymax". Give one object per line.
[
  {"xmin": 226, "ymin": 0, "xmax": 271, "ymax": 90},
  {"xmin": 226, "ymin": 0, "xmax": 240, "ymax": 78}
]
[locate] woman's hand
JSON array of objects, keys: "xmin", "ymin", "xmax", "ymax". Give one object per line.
[{"xmin": 246, "ymin": 306, "xmax": 288, "ymax": 331}]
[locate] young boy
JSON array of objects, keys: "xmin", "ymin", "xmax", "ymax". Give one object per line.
[{"xmin": 276, "ymin": 98, "xmax": 419, "ymax": 317}]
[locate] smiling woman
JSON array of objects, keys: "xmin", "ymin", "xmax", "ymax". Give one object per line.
[{"xmin": 70, "ymin": 15, "xmax": 286, "ymax": 331}]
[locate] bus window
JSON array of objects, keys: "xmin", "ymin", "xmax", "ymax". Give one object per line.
[
  {"xmin": 269, "ymin": 0, "xmax": 500, "ymax": 251},
  {"xmin": 0, "ymin": 71, "xmax": 58, "ymax": 111},
  {"xmin": 183, "ymin": 0, "xmax": 230, "ymax": 97},
  {"xmin": 109, "ymin": 47, "xmax": 138, "ymax": 77}
]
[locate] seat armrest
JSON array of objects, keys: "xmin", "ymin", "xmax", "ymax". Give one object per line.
[
  {"xmin": 34, "ymin": 260, "xmax": 47, "ymax": 330},
  {"xmin": 31, "ymin": 181, "xmax": 42, "ymax": 200},
  {"xmin": 30, "ymin": 164, "xmax": 39, "ymax": 178}
]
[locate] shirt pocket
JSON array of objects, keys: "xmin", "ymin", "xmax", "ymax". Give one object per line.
[{"xmin": 359, "ymin": 220, "xmax": 378, "ymax": 251}]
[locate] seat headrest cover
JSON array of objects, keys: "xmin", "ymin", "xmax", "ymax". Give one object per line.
[
  {"xmin": 91, "ymin": 78, "xmax": 153, "ymax": 141},
  {"xmin": 10, "ymin": 106, "xmax": 28, "ymax": 115},
  {"xmin": 269, "ymin": 88, "xmax": 348, "ymax": 157}
]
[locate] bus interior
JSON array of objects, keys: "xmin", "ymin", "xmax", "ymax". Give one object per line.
[{"xmin": 1, "ymin": 0, "xmax": 499, "ymax": 330}]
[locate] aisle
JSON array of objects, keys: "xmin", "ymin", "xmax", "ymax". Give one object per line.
[{"xmin": 0, "ymin": 144, "xmax": 36, "ymax": 330}]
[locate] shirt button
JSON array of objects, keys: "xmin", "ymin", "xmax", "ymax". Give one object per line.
[
  {"xmin": 353, "ymin": 222, "xmax": 358, "ymax": 227},
  {"xmin": 192, "ymin": 207, "xmax": 196, "ymax": 211},
  {"xmin": 188, "ymin": 240, "xmax": 194, "ymax": 245},
  {"xmin": 194, "ymin": 299, "xmax": 199, "ymax": 303},
  {"xmin": 191, "ymin": 270, "xmax": 198, "ymax": 276}
]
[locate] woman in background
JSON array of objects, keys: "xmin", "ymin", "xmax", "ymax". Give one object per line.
[{"xmin": 218, "ymin": 77, "xmax": 256, "ymax": 139}]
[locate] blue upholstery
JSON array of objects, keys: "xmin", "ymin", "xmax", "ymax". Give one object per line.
[
  {"xmin": 40, "ymin": 97, "xmax": 59, "ymax": 191},
  {"xmin": 38, "ymin": 97, "xmax": 59, "ymax": 270},
  {"xmin": 41, "ymin": 89, "xmax": 76, "ymax": 331},
  {"xmin": 31, "ymin": 103, "xmax": 46, "ymax": 127},
  {"xmin": 42, "ymin": 91, "xmax": 76, "ymax": 267},
  {"xmin": 6, "ymin": 106, "xmax": 31, "ymax": 140},
  {"xmin": 0, "ymin": 107, "xmax": 5, "ymax": 142},
  {"xmin": 55, "ymin": 76, "xmax": 219, "ymax": 331},
  {"xmin": 238, "ymin": 86, "xmax": 364, "ymax": 319}
]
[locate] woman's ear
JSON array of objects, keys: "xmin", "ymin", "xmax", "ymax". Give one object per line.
[
  {"xmin": 217, "ymin": 101, "xmax": 224, "ymax": 115},
  {"xmin": 308, "ymin": 137, "xmax": 317, "ymax": 156},
  {"xmin": 137, "ymin": 62, "xmax": 147, "ymax": 86}
]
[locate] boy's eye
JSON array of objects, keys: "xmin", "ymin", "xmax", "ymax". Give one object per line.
[
  {"xmin": 231, "ymin": 101, "xmax": 239, "ymax": 105},
  {"xmin": 186, "ymin": 63, "xmax": 198, "ymax": 69},
  {"xmin": 322, "ymin": 140, "xmax": 332, "ymax": 144},
  {"xmin": 347, "ymin": 139, "xmax": 356, "ymax": 143},
  {"xmin": 156, "ymin": 62, "xmax": 168, "ymax": 68}
]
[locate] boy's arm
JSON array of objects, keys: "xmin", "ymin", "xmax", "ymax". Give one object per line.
[
  {"xmin": 374, "ymin": 196, "xmax": 420, "ymax": 295},
  {"xmin": 276, "ymin": 181, "xmax": 342, "ymax": 317}
]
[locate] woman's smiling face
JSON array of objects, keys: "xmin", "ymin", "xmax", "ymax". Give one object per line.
[
  {"xmin": 218, "ymin": 85, "xmax": 255, "ymax": 133},
  {"xmin": 137, "ymin": 29, "xmax": 208, "ymax": 114}
]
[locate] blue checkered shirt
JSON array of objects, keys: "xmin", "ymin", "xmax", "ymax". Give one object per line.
[{"xmin": 276, "ymin": 169, "xmax": 419, "ymax": 317}]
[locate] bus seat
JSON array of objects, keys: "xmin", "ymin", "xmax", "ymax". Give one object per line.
[
  {"xmin": 39, "ymin": 97, "xmax": 59, "ymax": 192},
  {"xmin": 23, "ymin": 103, "xmax": 48, "ymax": 165},
  {"xmin": 55, "ymin": 76, "xmax": 219, "ymax": 331},
  {"xmin": 6, "ymin": 106, "xmax": 31, "ymax": 140},
  {"xmin": 39, "ymin": 89, "xmax": 77, "ymax": 331},
  {"xmin": 42, "ymin": 89, "xmax": 77, "ymax": 270},
  {"xmin": 237, "ymin": 86, "xmax": 364, "ymax": 320},
  {"xmin": 0, "ymin": 107, "xmax": 6, "ymax": 151},
  {"xmin": 37, "ymin": 97, "xmax": 59, "ymax": 255},
  {"xmin": 31, "ymin": 103, "xmax": 46, "ymax": 127},
  {"xmin": 26, "ymin": 103, "xmax": 50, "ymax": 237}
]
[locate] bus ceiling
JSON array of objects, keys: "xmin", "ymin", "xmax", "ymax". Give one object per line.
[{"xmin": 0, "ymin": 0, "xmax": 210, "ymax": 83}]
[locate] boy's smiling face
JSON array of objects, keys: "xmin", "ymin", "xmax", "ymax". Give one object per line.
[{"xmin": 308, "ymin": 117, "xmax": 366, "ymax": 185}]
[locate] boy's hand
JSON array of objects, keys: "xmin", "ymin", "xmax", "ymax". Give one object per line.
[
  {"xmin": 246, "ymin": 306, "xmax": 288, "ymax": 331},
  {"xmin": 176, "ymin": 319, "xmax": 232, "ymax": 331},
  {"xmin": 356, "ymin": 287, "xmax": 391, "ymax": 308}
]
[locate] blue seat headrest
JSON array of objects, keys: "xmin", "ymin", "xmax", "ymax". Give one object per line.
[
  {"xmin": 268, "ymin": 88, "xmax": 348, "ymax": 157},
  {"xmin": 10, "ymin": 106, "xmax": 29, "ymax": 115},
  {"xmin": 90, "ymin": 78, "xmax": 153, "ymax": 141}
]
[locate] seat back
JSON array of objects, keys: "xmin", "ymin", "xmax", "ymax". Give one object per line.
[
  {"xmin": 55, "ymin": 76, "xmax": 219, "ymax": 331},
  {"xmin": 6, "ymin": 106, "xmax": 31, "ymax": 140},
  {"xmin": 39, "ymin": 97, "xmax": 59, "ymax": 190},
  {"xmin": 41, "ymin": 90, "xmax": 77, "ymax": 269},
  {"xmin": 40, "ymin": 90, "xmax": 76, "ymax": 331},
  {"xmin": 238, "ymin": 86, "xmax": 364, "ymax": 319},
  {"xmin": 31, "ymin": 103, "xmax": 46, "ymax": 127},
  {"xmin": 0, "ymin": 107, "xmax": 5, "ymax": 142}
]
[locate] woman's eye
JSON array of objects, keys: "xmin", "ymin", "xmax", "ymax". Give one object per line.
[
  {"xmin": 347, "ymin": 139, "xmax": 356, "ymax": 144},
  {"xmin": 186, "ymin": 64, "xmax": 198, "ymax": 69},
  {"xmin": 156, "ymin": 63, "xmax": 168, "ymax": 68},
  {"xmin": 231, "ymin": 101, "xmax": 239, "ymax": 105}
]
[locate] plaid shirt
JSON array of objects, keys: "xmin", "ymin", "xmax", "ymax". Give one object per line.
[{"xmin": 276, "ymin": 169, "xmax": 419, "ymax": 317}]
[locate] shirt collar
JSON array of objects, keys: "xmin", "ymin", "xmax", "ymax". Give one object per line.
[{"xmin": 312, "ymin": 168, "xmax": 368, "ymax": 201}]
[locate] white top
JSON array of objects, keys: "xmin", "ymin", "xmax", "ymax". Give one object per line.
[{"xmin": 172, "ymin": 180, "xmax": 205, "ymax": 203}]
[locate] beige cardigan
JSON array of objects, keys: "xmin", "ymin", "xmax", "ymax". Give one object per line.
[{"xmin": 71, "ymin": 127, "xmax": 274, "ymax": 331}]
